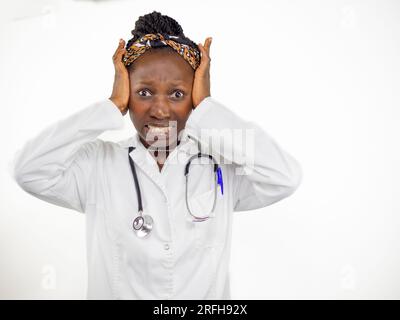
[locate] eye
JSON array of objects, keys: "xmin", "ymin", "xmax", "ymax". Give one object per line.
[
  {"xmin": 138, "ymin": 89, "xmax": 151, "ymax": 97},
  {"xmin": 171, "ymin": 90, "xmax": 185, "ymax": 99}
]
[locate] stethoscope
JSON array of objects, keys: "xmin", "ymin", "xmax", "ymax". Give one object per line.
[{"xmin": 128, "ymin": 138, "xmax": 224, "ymax": 238}]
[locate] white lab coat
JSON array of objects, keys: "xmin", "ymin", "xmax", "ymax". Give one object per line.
[{"xmin": 11, "ymin": 96, "xmax": 302, "ymax": 300}]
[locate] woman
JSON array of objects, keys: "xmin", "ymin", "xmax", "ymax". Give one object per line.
[{"xmin": 12, "ymin": 11, "xmax": 302, "ymax": 299}]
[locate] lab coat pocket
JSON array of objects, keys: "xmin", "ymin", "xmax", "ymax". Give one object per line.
[
  {"xmin": 190, "ymin": 190, "xmax": 223, "ymax": 249},
  {"xmin": 187, "ymin": 189, "xmax": 216, "ymax": 220}
]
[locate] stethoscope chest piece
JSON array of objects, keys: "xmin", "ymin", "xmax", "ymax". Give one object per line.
[{"xmin": 132, "ymin": 211, "xmax": 153, "ymax": 238}]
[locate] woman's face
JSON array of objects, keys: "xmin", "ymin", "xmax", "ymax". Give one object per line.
[{"xmin": 128, "ymin": 47, "xmax": 195, "ymax": 149}]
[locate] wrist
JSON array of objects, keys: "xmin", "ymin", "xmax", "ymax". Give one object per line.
[
  {"xmin": 193, "ymin": 94, "xmax": 211, "ymax": 109},
  {"xmin": 109, "ymin": 97, "xmax": 125, "ymax": 114}
]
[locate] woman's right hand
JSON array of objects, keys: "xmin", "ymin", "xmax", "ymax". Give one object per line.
[{"xmin": 109, "ymin": 39, "xmax": 130, "ymax": 115}]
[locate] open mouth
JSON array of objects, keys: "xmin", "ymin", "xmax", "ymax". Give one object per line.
[{"xmin": 145, "ymin": 124, "xmax": 171, "ymax": 136}]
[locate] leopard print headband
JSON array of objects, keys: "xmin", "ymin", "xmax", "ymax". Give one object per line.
[{"xmin": 122, "ymin": 33, "xmax": 201, "ymax": 70}]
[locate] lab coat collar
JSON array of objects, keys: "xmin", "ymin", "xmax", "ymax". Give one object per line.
[{"xmin": 117, "ymin": 128, "xmax": 199, "ymax": 184}]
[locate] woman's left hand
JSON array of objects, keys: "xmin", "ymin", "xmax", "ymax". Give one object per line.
[{"xmin": 192, "ymin": 37, "xmax": 212, "ymax": 108}]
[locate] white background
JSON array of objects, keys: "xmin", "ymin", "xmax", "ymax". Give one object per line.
[{"xmin": 0, "ymin": 0, "xmax": 399, "ymax": 299}]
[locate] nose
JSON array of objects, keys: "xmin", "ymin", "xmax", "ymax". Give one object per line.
[{"xmin": 149, "ymin": 97, "xmax": 170, "ymax": 120}]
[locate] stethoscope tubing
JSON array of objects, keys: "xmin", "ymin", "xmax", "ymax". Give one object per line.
[
  {"xmin": 184, "ymin": 152, "xmax": 218, "ymax": 222},
  {"xmin": 128, "ymin": 139, "xmax": 221, "ymax": 237},
  {"xmin": 128, "ymin": 148, "xmax": 143, "ymax": 213}
]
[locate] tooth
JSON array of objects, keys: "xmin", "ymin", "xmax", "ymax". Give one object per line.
[{"xmin": 148, "ymin": 125, "xmax": 170, "ymax": 135}]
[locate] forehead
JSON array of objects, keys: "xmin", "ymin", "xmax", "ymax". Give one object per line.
[{"xmin": 129, "ymin": 48, "xmax": 194, "ymax": 83}]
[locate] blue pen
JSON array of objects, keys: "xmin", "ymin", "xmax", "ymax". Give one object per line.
[{"xmin": 216, "ymin": 167, "xmax": 224, "ymax": 195}]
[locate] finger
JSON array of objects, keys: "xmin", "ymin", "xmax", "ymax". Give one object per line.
[
  {"xmin": 198, "ymin": 45, "xmax": 211, "ymax": 71},
  {"xmin": 200, "ymin": 37, "xmax": 211, "ymax": 58},
  {"xmin": 198, "ymin": 43, "xmax": 210, "ymax": 60},
  {"xmin": 112, "ymin": 39, "xmax": 123, "ymax": 58},
  {"xmin": 113, "ymin": 39, "xmax": 125, "ymax": 60},
  {"xmin": 204, "ymin": 37, "xmax": 212, "ymax": 52}
]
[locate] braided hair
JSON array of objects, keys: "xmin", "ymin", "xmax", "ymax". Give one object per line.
[{"xmin": 125, "ymin": 11, "xmax": 199, "ymax": 54}]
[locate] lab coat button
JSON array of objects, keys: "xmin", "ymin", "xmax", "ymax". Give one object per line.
[{"xmin": 164, "ymin": 244, "xmax": 170, "ymax": 250}]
